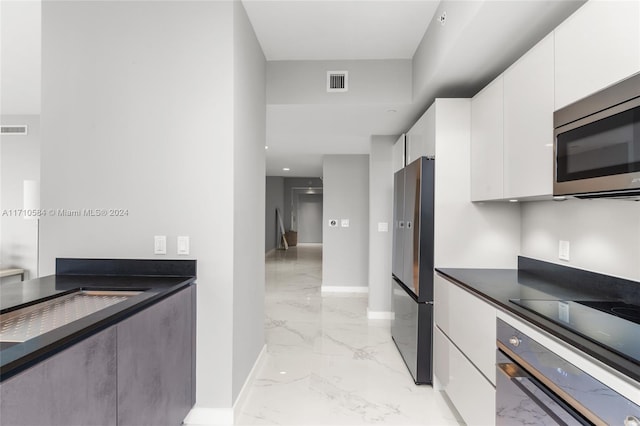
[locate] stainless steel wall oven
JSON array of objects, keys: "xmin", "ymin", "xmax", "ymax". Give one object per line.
[{"xmin": 496, "ymin": 318, "xmax": 640, "ymax": 425}]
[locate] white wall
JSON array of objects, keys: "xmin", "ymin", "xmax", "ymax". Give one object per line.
[
  {"xmin": 521, "ymin": 200, "xmax": 640, "ymax": 281},
  {"xmin": 40, "ymin": 0, "xmax": 265, "ymax": 415},
  {"xmin": 368, "ymin": 136, "xmax": 395, "ymax": 314},
  {"xmin": 322, "ymin": 155, "xmax": 369, "ymax": 289},
  {"xmin": 0, "ymin": 0, "xmax": 41, "ymax": 115},
  {"xmin": 297, "ymin": 194, "xmax": 323, "ymax": 243},
  {"xmin": 0, "ymin": 115, "xmax": 40, "ymax": 281},
  {"xmin": 267, "ymin": 59, "xmax": 411, "ymax": 105},
  {"xmin": 265, "ymin": 176, "xmax": 284, "ymax": 252},
  {"xmin": 232, "ymin": 0, "xmax": 266, "ymax": 402}
]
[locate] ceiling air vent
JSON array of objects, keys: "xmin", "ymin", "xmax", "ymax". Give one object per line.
[
  {"xmin": 1, "ymin": 125, "xmax": 28, "ymax": 136},
  {"xmin": 327, "ymin": 71, "xmax": 348, "ymax": 92}
]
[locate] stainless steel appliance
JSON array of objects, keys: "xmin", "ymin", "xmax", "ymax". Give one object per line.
[
  {"xmin": 496, "ymin": 318, "xmax": 640, "ymax": 425},
  {"xmin": 391, "ymin": 156, "xmax": 434, "ymax": 384},
  {"xmin": 554, "ymin": 72, "xmax": 640, "ymax": 199}
]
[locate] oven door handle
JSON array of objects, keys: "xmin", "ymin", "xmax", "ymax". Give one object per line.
[{"xmin": 497, "ymin": 363, "xmax": 590, "ymax": 426}]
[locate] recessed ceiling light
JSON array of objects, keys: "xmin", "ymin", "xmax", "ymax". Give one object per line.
[
  {"xmin": 544, "ymin": 143, "xmax": 553, "ymax": 147},
  {"xmin": 283, "ymin": 167, "xmax": 290, "ymax": 171},
  {"xmin": 509, "ymin": 199, "xmax": 518, "ymax": 203},
  {"xmin": 265, "ymin": 145, "xmax": 269, "ymax": 150},
  {"xmin": 386, "ymin": 109, "xmax": 397, "ymax": 113}
]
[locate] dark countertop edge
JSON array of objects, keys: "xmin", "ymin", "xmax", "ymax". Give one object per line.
[
  {"xmin": 435, "ymin": 268, "xmax": 640, "ymax": 385},
  {"xmin": 56, "ymin": 258, "xmax": 197, "ymax": 277},
  {"xmin": 0, "ymin": 276, "xmax": 195, "ymax": 382}
]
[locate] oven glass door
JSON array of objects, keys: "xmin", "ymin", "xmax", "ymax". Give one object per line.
[
  {"xmin": 556, "ymin": 103, "xmax": 640, "ymax": 184},
  {"xmin": 496, "ymin": 353, "xmax": 588, "ymax": 425}
]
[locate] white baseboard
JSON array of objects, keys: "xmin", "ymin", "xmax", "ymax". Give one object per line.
[
  {"xmin": 233, "ymin": 344, "xmax": 267, "ymax": 420},
  {"xmin": 182, "ymin": 407, "xmax": 233, "ymax": 425},
  {"xmin": 183, "ymin": 345, "xmax": 267, "ymax": 426},
  {"xmin": 321, "ymin": 285, "xmax": 368, "ymax": 294},
  {"xmin": 366, "ymin": 309, "xmax": 394, "ymax": 320}
]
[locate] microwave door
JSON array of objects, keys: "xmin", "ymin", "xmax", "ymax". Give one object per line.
[{"xmin": 554, "ymin": 100, "xmax": 640, "ymax": 196}]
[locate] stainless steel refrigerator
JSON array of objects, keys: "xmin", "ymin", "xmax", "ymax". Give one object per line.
[{"xmin": 391, "ymin": 156, "xmax": 434, "ymax": 384}]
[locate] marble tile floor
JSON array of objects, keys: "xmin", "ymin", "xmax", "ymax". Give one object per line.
[{"xmin": 234, "ymin": 244, "xmax": 462, "ymax": 426}]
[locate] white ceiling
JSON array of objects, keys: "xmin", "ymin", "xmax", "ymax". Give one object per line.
[
  {"xmin": 242, "ymin": 0, "xmax": 440, "ymax": 61},
  {"xmin": 2, "ymin": 1, "xmax": 585, "ymax": 179},
  {"xmin": 248, "ymin": 0, "xmax": 585, "ymax": 177}
]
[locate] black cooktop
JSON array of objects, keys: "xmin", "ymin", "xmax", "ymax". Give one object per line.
[{"xmin": 510, "ymin": 299, "xmax": 640, "ymax": 366}]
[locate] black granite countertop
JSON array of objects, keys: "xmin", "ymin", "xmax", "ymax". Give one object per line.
[
  {"xmin": 0, "ymin": 259, "xmax": 196, "ymax": 382},
  {"xmin": 436, "ymin": 257, "xmax": 640, "ymax": 384}
]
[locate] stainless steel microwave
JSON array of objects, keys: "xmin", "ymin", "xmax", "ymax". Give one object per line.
[{"xmin": 554, "ymin": 72, "xmax": 640, "ymax": 199}]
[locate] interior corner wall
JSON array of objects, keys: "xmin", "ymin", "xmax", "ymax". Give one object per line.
[
  {"xmin": 231, "ymin": 0, "xmax": 266, "ymax": 404},
  {"xmin": 322, "ymin": 155, "xmax": 369, "ymax": 289},
  {"xmin": 265, "ymin": 177, "xmax": 285, "ymax": 252},
  {"xmin": 368, "ymin": 136, "xmax": 395, "ymax": 312},
  {"xmin": 0, "ymin": 115, "xmax": 40, "ymax": 282},
  {"xmin": 40, "ymin": 0, "xmax": 235, "ymax": 409}
]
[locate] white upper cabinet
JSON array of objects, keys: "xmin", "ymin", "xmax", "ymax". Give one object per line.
[
  {"xmin": 392, "ymin": 134, "xmax": 406, "ymax": 173},
  {"xmin": 405, "ymin": 105, "xmax": 436, "ymax": 164},
  {"xmin": 554, "ymin": 0, "xmax": 640, "ymax": 110},
  {"xmin": 503, "ymin": 33, "xmax": 554, "ymax": 199},
  {"xmin": 470, "ymin": 1, "xmax": 640, "ymax": 202},
  {"xmin": 471, "ymin": 75, "xmax": 504, "ymax": 201}
]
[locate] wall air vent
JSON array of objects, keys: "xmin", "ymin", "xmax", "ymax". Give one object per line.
[
  {"xmin": 1, "ymin": 125, "xmax": 28, "ymax": 136},
  {"xmin": 327, "ymin": 71, "xmax": 348, "ymax": 92}
]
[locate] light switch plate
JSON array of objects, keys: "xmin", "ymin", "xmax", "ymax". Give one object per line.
[
  {"xmin": 558, "ymin": 240, "xmax": 570, "ymax": 261},
  {"xmin": 378, "ymin": 222, "xmax": 388, "ymax": 232},
  {"xmin": 154, "ymin": 235, "xmax": 167, "ymax": 255},
  {"xmin": 341, "ymin": 219, "xmax": 349, "ymax": 227},
  {"xmin": 177, "ymin": 236, "xmax": 190, "ymax": 255}
]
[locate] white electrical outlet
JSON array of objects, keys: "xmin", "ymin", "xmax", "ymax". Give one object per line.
[
  {"xmin": 558, "ymin": 240, "xmax": 570, "ymax": 261},
  {"xmin": 377, "ymin": 222, "xmax": 388, "ymax": 232},
  {"xmin": 341, "ymin": 219, "xmax": 349, "ymax": 228},
  {"xmin": 154, "ymin": 235, "xmax": 167, "ymax": 255},
  {"xmin": 177, "ymin": 236, "xmax": 190, "ymax": 255}
]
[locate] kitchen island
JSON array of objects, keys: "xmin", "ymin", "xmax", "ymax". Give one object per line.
[{"xmin": 0, "ymin": 258, "xmax": 196, "ymax": 426}]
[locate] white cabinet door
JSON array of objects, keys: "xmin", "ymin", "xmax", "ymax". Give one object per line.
[
  {"xmin": 434, "ymin": 327, "xmax": 496, "ymax": 426},
  {"xmin": 405, "ymin": 103, "xmax": 435, "ymax": 164},
  {"xmin": 554, "ymin": 0, "xmax": 640, "ymax": 109},
  {"xmin": 471, "ymin": 75, "xmax": 504, "ymax": 201},
  {"xmin": 448, "ymin": 280, "xmax": 497, "ymax": 385},
  {"xmin": 503, "ymin": 33, "xmax": 554, "ymax": 199},
  {"xmin": 435, "ymin": 273, "xmax": 497, "ymax": 385},
  {"xmin": 434, "ymin": 273, "xmax": 450, "ymax": 335},
  {"xmin": 392, "ymin": 134, "xmax": 405, "ymax": 173}
]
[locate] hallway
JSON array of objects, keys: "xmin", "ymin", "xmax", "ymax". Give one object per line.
[{"xmin": 236, "ymin": 244, "xmax": 461, "ymax": 425}]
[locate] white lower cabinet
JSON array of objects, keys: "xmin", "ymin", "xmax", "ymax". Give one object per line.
[
  {"xmin": 434, "ymin": 272, "xmax": 497, "ymax": 425},
  {"xmin": 435, "ymin": 327, "xmax": 496, "ymax": 426}
]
